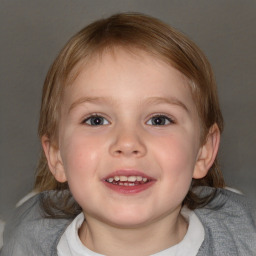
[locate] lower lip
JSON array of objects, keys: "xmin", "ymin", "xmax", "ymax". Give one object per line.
[{"xmin": 103, "ymin": 181, "xmax": 155, "ymax": 194}]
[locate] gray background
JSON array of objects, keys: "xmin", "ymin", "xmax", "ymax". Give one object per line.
[{"xmin": 0, "ymin": 0, "xmax": 255, "ymax": 221}]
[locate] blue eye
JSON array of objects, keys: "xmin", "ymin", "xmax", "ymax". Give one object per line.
[
  {"xmin": 146, "ymin": 115, "xmax": 173, "ymax": 126},
  {"xmin": 83, "ymin": 115, "xmax": 109, "ymax": 126}
]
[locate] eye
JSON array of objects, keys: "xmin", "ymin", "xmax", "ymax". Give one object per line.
[
  {"xmin": 146, "ymin": 115, "xmax": 174, "ymax": 126},
  {"xmin": 83, "ymin": 115, "xmax": 109, "ymax": 126}
]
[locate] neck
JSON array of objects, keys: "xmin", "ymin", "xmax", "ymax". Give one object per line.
[{"xmin": 79, "ymin": 209, "xmax": 188, "ymax": 256}]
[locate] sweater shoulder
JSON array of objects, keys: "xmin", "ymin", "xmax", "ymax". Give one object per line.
[
  {"xmin": 195, "ymin": 187, "xmax": 256, "ymax": 255},
  {"xmin": 1, "ymin": 192, "xmax": 72, "ymax": 256},
  {"xmin": 196, "ymin": 187, "xmax": 256, "ymax": 219}
]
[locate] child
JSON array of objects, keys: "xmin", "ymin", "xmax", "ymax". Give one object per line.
[{"xmin": 2, "ymin": 13, "xmax": 256, "ymax": 256}]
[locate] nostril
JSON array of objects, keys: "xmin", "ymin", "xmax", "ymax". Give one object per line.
[
  {"xmin": 114, "ymin": 149, "xmax": 139, "ymax": 156},
  {"xmin": 110, "ymin": 139, "xmax": 147, "ymax": 157}
]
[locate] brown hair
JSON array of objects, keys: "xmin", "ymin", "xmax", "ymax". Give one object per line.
[{"xmin": 35, "ymin": 12, "xmax": 225, "ymax": 218}]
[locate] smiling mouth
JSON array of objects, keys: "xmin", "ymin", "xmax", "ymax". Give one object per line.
[{"xmin": 105, "ymin": 175, "xmax": 150, "ymax": 186}]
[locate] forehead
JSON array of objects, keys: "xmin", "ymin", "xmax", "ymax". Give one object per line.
[
  {"xmin": 67, "ymin": 45, "xmax": 190, "ymax": 85},
  {"xmin": 62, "ymin": 47, "xmax": 196, "ymax": 112}
]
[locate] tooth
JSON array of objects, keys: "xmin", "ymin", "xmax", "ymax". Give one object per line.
[
  {"xmin": 120, "ymin": 176, "xmax": 128, "ymax": 181},
  {"xmin": 142, "ymin": 178, "xmax": 148, "ymax": 182},
  {"xmin": 119, "ymin": 182, "xmax": 124, "ymax": 185},
  {"xmin": 108, "ymin": 178, "xmax": 114, "ymax": 182},
  {"xmin": 124, "ymin": 183, "xmax": 129, "ymax": 186},
  {"xmin": 128, "ymin": 176, "xmax": 136, "ymax": 182},
  {"xmin": 129, "ymin": 183, "xmax": 135, "ymax": 186},
  {"xmin": 136, "ymin": 176, "xmax": 142, "ymax": 181},
  {"xmin": 114, "ymin": 176, "xmax": 120, "ymax": 181}
]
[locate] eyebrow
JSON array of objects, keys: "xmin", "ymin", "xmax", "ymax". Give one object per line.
[
  {"xmin": 68, "ymin": 96, "xmax": 189, "ymax": 113},
  {"xmin": 144, "ymin": 96, "xmax": 189, "ymax": 113},
  {"xmin": 69, "ymin": 96, "xmax": 113, "ymax": 113}
]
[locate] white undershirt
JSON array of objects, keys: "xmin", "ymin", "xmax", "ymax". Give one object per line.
[{"xmin": 57, "ymin": 207, "xmax": 204, "ymax": 256}]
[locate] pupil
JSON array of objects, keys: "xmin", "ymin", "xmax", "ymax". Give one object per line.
[
  {"xmin": 92, "ymin": 117, "xmax": 102, "ymax": 125},
  {"xmin": 153, "ymin": 116, "xmax": 164, "ymax": 125}
]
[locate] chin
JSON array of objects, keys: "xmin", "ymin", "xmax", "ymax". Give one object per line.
[{"xmin": 101, "ymin": 209, "xmax": 155, "ymax": 228}]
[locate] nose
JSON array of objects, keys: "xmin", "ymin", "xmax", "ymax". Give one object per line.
[{"xmin": 109, "ymin": 126, "xmax": 147, "ymax": 158}]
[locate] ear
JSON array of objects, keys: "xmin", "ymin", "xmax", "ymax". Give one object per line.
[
  {"xmin": 193, "ymin": 123, "xmax": 220, "ymax": 179},
  {"xmin": 41, "ymin": 135, "xmax": 67, "ymax": 183}
]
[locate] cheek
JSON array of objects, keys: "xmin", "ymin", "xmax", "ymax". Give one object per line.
[
  {"xmin": 60, "ymin": 132, "xmax": 104, "ymax": 180},
  {"xmin": 152, "ymin": 133, "xmax": 199, "ymax": 187},
  {"xmin": 145, "ymin": 135, "xmax": 197, "ymax": 213},
  {"xmin": 59, "ymin": 133, "xmax": 106, "ymax": 207},
  {"xmin": 157, "ymin": 134, "xmax": 197, "ymax": 165}
]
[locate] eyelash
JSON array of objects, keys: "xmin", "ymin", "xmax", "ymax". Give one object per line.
[
  {"xmin": 146, "ymin": 114, "xmax": 175, "ymax": 126},
  {"xmin": 82, "ymin": 114, "xmax": 110, "ymax": 126},
  {"xmin": 82, "ymin": 113, "xmax": 175, "ymax": 127}
]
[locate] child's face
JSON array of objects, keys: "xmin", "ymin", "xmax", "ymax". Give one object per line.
[{"xmin": 54, "ymin": 48, "xmax": 205, "ymax": 227}]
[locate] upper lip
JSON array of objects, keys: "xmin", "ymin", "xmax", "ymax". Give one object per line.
[{"xmin": 102, "ymin": 169, "xmax": 155, "ymax": 181}]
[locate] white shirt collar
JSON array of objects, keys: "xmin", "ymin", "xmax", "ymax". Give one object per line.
[{"xmin": 57, "ymin": 207, "xmax": 204, "ymax": 256}]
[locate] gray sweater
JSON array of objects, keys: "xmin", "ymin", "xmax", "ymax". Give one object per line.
[{"xmin": 1, "ymin": 187, "xmax": 256, "ymax": 256}]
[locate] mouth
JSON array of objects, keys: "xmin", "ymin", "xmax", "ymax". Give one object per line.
[
  {"xmin": 105, "ymin": 175, "xmax": 149, "ymax": 186},
  {"xmin": 103, "ymin": 171, "xmax": 155, "ymax": 194}
]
